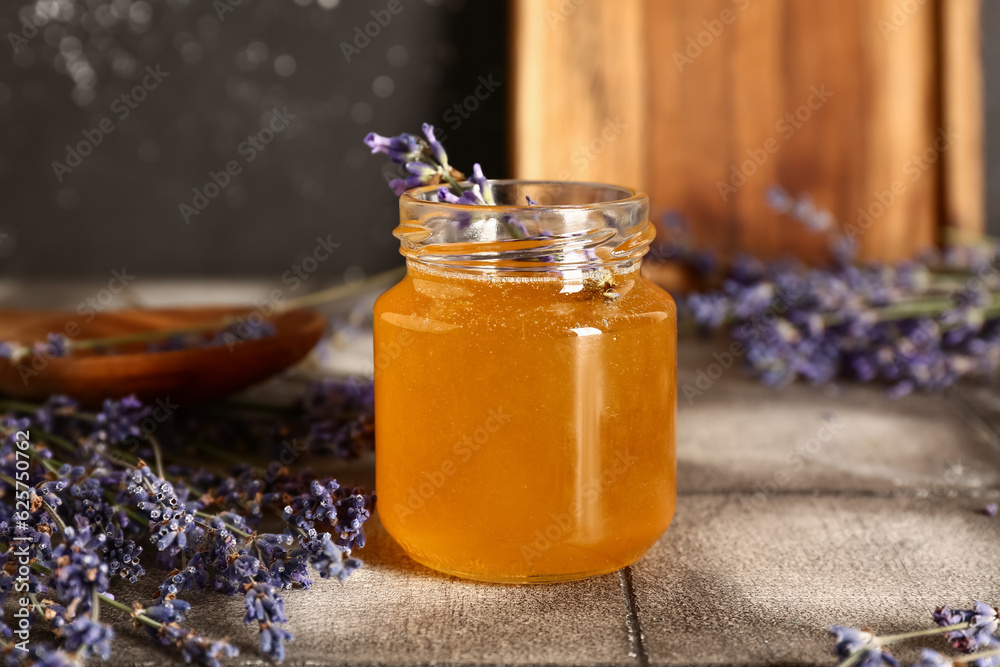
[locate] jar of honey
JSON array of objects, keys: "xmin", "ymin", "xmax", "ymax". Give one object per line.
[{"xmin": 374, "ymin": 180, "xmax": 676, "ymax": 583}]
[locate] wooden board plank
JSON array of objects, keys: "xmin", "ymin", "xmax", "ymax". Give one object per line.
[
  {"xmin": 941, "ymin": 0, "xmax": 985, "ymax": 241},
  {"xmin": 858, "ymin": 0, "xmax": 939, "ymax": 261},
  {"xmin": 644, "ymin": 0, "xmax": 737, "ymax": 256},
  {"xmin": 510, "ymin": 0, "xmax": 979, "ymax": 263},
  {"xmin": 510, "ymin": 0, "xmax": 647, "ymax": 190},
  {"xmin": 731, "ymin": 0, "xmax": 785, "ymax": 260}
]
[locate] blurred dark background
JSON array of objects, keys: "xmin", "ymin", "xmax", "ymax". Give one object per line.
[
  {"xmin": 0, "ymin": 0, "xmax": 997, "ymax": 281},
  {"xmin": 0, "ymin": 0, "xmax": 507, "ymax": 280}
]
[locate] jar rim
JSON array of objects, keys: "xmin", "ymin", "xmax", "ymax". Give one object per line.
[
  {"xmin": 399, "ymin": 179, "xmax": 647, "ymax": 212},
  {"xmin": 395, "ymin": 179, "xmax": 653, "ymax": 273}
]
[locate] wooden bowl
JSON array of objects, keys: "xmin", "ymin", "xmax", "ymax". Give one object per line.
[{"xmin": 0, "ymin": 306, "xmax": 325, "ymax": 407}]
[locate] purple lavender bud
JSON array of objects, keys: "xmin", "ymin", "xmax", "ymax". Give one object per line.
[
  {"xmin": 934, "ymin": 603, "xmax": 1000, "ymax": 652},
  {"xmin": 389, "ymin": 178, "xmax": 409, "ymax": 196},
  {"xmin": 363, "ymin": 132, "xmax": 391, "ymax": 153},
  {"xmin": 33, "ymin": 333, "xmax": 70, "ymax": 358},
  {"xmin": 388, "ymin": 161, "xmax": 442, "ymax": 196},
  {"xmin": 389, "ymin": 175, "xmax": 430, "ymax": 196},
  {"xmin": 791, "ymin": 194, "xmax": 834, "ymax": 231},
  {"xmin": 828, "ymin": 626, "xmax": 898, "ymax": 667},
  {"xmin": 405, "ymin": 161, "xmax": 437, "ymax": 178},
  {"xmin": 526, "ymin": 195, "xmax": 538, "ymax": 206},
  {"xmin": 971, "ymin": 638, "xmax": 1000, "ymax": 667},
  {"xmin": 766, "ymin": 186, "xmax": 794, "ymax": 214},
  {"xmin": 144, "ymin": 599, "xmax": 192, "ymax": 625},
  {"xmin": 687, "ymin": 293, "xmax": 729, "ymax": 330},
  {"xmin": 437, "ymin": 185, "xmax": 486, "ymax": 206},
  {"xmin": 985, "ymin": 503, "xmax": 998, "ymax": 517},
  {"xmin": 437, "ymin": 187, "xmax": 462, "ymax": 204},
  {"xmin": 829, "ymin": 626, "xmax": 873, "ymax": 656},
  {"xmin": 471, "ymin": 163, "xmax": 495, "ymax": 205},
  {"xmin": 421, "ymin": 123, "xmax": 449, "ymax": 167},
  {"xmin": 58, "ymin": 616, "xmax": 115, "ymax": 660},
  {"xmin": 363, "ymin": 132, "xmax": 422, "ymax": 163},
  {"xmin": 0, "ymin": 342, "xmax": 13, "ymax": 358},
  {"xmin": 502, "ymin": 215, "xmax": 528, "ymax": 238},
  {"xmin": 913, "ymin": 649, "xmax": 951, "ymax": 667}
]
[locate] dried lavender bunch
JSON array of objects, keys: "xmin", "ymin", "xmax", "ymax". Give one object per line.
[
  {"xmin": 365, "ymin": 124, "xmax": 529, "ymax": 238},
  {"xmin": 828, "ymin": 602, "xmax": 1000, "ymax": 667},
  {"xmin": 0, "ymin": 384, "xmax": 374, "ymax": 665},
  {"xmin": 683, "ymin": 187, "xmax": 1000, "ymax": 396},
  {"xmin": 0, "ymin": 321, "xmax": 276, "ymax": 364}
]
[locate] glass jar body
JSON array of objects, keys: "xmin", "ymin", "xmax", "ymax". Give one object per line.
[{"xmin": 374, "ymin": 262, "xmax": 677, "ymax": 583}]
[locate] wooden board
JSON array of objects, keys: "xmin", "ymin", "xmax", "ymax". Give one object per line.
[
  {"xmin": 510, "ymin": 0, "xmax": 984, "ymax": 263},
  {"xmin": 942, "ymin": 0, "xmax": 986, "ymax": 240}
]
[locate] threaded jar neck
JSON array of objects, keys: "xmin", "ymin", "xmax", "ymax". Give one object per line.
[{"xmin": 396, "ymin": 180, "xmax": 653, "ymax": 274}]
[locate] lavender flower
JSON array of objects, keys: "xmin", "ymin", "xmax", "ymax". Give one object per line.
[
  {"xmin": 688, "ymin": 190, "xmax": 1000, "ymax": 395},
  {"xmin": 33, "ymin": 333, "xmax": 70, "ymax": 358},
  {"xmin": 470, "ymin": 163, "xmax": 496, "ymax": 205},
  {"xmin": 985, "ymin": 503, "xmax": 998, "ymax": 518},
  {"xmin": 934, "ymin": 603, "xmax": 1000, "ymax": 652},
  {"xmin": 297, "ymin": 532, "xmax": 362, "ymax": 582},
  {"xmin": 157, "ymin": 624, "xmax": 239, "ymax": 667},
  {"xmin": 828, "ymin": 626, "xmax": 899, "ymax": 667},
  {"xmin": 436, "ymin": 185, "xmax": 486, "ymax": 206},
  {"xmin": 0, "ymin": 342, "xmax": 13, "ymax": 358},
  {"xmin": 95, "ymin": 395, "xmax": 149, "ymax": 443},
  {"xmin": 1, "ymin": 374, "xmax": 372, "ymax": 663},
  {"xmin": 47, "ymin": 522, "xmax": 110, "ymax": 613},
  {"xmin": 363, "ymin": 131, "xmax": 422, "ymax": 163},
  {"xmin": 22, "ymin": 646, "xmax": 81, "ymax": 667},
  {"xmin": 971, "ymin": 638, "xmax": 1000, "ymax": 667},
  {"xmin": 365, "ymin": 124, "xmax": 543, "ymax": 242},
  {"xmin": 104, "ymin": 525, "xmax": 145, "ymax": 583},
  {"xmin": 421, "ymin": 123, "xmax": 449, "ymax": 167},
  {"xmin": 913, "ymin": 648, "xmax": 951, "ymax": 667},
  {"xmin": 244, "ymin": 582, "xmax": 293, "ymax": 661},
  {"xmin": 687, "ymin": 293, "xmax": 730, "ymax": 330},
  {"xmin": 767, "ymin": 185, "xmax": 834, "ymax": 231},
  {"xmin": 143, "ymin": 599, "xmax": 191, "ymax": 625},
  {"xmin": 57, "ymin": 616, "xmax": 115, "ymax": 660}
]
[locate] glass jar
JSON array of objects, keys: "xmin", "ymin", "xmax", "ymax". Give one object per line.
[{"xmin": 374, "ymin": 180, "xmax": 676, "ymax": 583}]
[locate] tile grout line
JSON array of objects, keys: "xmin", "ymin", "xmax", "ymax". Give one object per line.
[{"xmin": 618, "ymin": 566, "xmax": 650, "ymax": 667}]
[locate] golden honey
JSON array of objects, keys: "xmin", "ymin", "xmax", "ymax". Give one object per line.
[{"xmin": 374, "ymin": 181, "xmax": 676, "ymax": 583}]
